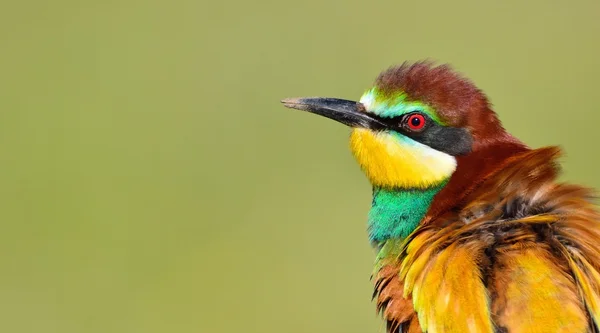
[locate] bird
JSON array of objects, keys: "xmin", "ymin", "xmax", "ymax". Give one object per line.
[{"xmin": 281, "ymin": 61, "xmax": 600, "ymax": 333}]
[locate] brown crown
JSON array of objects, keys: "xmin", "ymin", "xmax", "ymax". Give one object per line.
[{"xmin": 374, "ymin": 61, "xmax": 515, "ymax": 147}]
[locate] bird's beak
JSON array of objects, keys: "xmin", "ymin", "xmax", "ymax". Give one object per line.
[{"xmin": 281, "ymin": 97, "xmax": 386, "ymax": 130}]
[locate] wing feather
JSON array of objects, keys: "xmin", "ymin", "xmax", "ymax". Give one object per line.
[{"xmin": 372, "ymin": 147, "xmax": 600, "ymax": 332}]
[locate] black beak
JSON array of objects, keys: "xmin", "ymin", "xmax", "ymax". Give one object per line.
[{"xmin": 281, "ymin": 97, "xmax": 386, "ymax": 130}]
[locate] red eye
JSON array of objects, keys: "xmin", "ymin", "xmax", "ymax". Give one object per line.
[{"xmin": 406, "ymin": 114, "xmax": 426, "ymax": 130}]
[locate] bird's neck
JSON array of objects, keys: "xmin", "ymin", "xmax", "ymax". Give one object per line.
[
  {"xmin": 367, "ymin": 138, "xmax": 531, "ymax": 247},
  {"xmin": 368, "ymin": 183, "xmax": 446, "ymax": 244}
]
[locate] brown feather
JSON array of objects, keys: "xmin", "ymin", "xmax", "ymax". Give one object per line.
[
  {"xmin": 362, "ymin": 62, "xmax": 600, "ymax": 332},
  {"xmin": 375, "ymin": 61, "xmax": 519, "ymax": 146},
  {"xmin": 373, "ymin": 145, "xmax": 600, "ymax": 332},
  {"xmin": 373, "ymin": 263, "xmax": 419, "ymax": 331}
]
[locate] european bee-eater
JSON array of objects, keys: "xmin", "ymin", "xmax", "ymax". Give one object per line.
[{"xmin": 281, "ymin": 61, "xmax": 600, "ymax": 333}]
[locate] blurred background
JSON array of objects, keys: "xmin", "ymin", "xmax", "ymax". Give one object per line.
[{"xmin": 1, "ymin": 0, "xmax": 599, "ymax": 332}]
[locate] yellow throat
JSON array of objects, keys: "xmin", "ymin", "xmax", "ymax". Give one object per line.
[{"xmin": 349, "ymin": 128, "xmax": 457, "ymax": 188}]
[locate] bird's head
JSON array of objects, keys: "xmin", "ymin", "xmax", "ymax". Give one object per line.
[{"xmin": 282, "ymin": 61, "xmax": 516, "ymax": 189}]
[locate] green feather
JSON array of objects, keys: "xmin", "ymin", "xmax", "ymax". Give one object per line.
[
  {"xmin": 368, "ymin": 183, "xmax": 445, "ymax": 243},
  {"xmin": 359, "ymin": 87, "xmax": 446, "ymax": 125},
  {"xmin": 370, "ymin": 184, "xmax": 446, "ymax": 275},
  {"xmin": 372, "ymin": 238, "xmax": 404, "ymax": 275}
]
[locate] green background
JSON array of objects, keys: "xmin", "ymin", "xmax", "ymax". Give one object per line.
[{"xmin": 1, "ymin": 0, "xmax": 599, "ymax": 332}]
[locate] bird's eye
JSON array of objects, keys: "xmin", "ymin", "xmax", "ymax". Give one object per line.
[{"xmin": 406, "ymin": 113, "xmax": 426, "ymax": 131}]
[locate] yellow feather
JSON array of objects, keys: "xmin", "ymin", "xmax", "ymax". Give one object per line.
[
  {"xmin": 406, "ymin": 242, "xmax": 494, "ymax": 333},
  {"xmin": 400, "ymin": 231, "xmax": 435, "ymax": 289},
  {"xmin": 568, "ymin": 251, "xmax": 600, "ymax": 328},
  {"xmin": 495, "ymin": 248, "xmax": 588, "ymax": 333},
  {"xmin": 349, "ymin": 129, "xmax": 456, "ymax": 188}
]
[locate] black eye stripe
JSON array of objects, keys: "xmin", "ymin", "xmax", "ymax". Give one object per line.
[
  {"xmin": 368, "ymin": 112, "xmax": 431, "ymax": 131},
  {"xmin": 367, "ymin": 112, "xmax": 472, "ymax": 156}
]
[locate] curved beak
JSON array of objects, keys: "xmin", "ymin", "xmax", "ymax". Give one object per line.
[{"xmin": 281, "ymin": 97, "xmax": 385, "ymax": 130}]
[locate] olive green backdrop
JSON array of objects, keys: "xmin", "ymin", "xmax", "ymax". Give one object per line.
[{"xmin": 1, "ymin": 0, "xmax": 599, "ymax": 332}]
